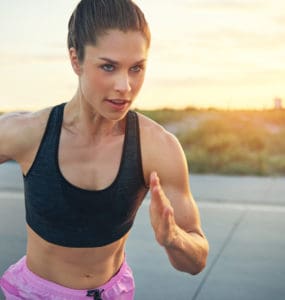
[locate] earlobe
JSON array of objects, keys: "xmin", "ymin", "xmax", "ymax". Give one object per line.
[{"xmin": 69, "ymin": 47, "xmax": 82, "ymax": 75}]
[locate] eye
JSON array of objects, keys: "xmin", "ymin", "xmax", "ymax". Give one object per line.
[
  {"xmin": 101, "ymin": 64, "xmax": 115, "ymax": 72},
  {"xmin": 130, "ymin": 64, "xmax": 144, "ymax": 73}
]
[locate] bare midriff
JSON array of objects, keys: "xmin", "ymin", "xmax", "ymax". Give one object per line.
[{"xmin": 26, "ymin": 225, "xmax": 128, "ymax": 290}]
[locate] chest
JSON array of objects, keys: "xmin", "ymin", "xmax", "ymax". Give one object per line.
[{"xmin": 58, "ymin": 132, "xmax": 125, "ymax": 191}]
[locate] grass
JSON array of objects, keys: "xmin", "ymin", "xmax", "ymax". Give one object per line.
[
  {"xmin": 140, "ymin": 108, "xmax": 285, "ymax": 176},
  {"xmin": 136, "ymin": 106, "xmax": 199, "ymax": 124}
]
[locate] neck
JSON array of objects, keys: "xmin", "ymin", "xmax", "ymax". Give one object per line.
[{"xmin": 64, "ymin": 96, "xmax": 126, "ymax": 139}]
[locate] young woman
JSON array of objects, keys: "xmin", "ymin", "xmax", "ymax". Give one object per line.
[{"xmin": 0, "ymin": 0, "xmax": 209, "ymax": 299}]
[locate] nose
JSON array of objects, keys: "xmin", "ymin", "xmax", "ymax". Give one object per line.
[{"xmin": 114, "ymin": 72, "xmax": 131, "ymax": 94}]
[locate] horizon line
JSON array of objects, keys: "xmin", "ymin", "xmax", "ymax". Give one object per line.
[{"xmin": 1, "ymin": 105, "xmax": 284, "ymax": 114}]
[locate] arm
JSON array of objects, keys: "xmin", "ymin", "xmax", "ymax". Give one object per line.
[
  {"xmin": 148, "ymin": 131, "xmax": 209, "ymax": 275},
  {"xmin": 0, "ymin": 110, "xmax": 46, "ymax": 166},
  {"xmin": 0, "ymin": 112, "xmax": 25, "ymax": 164}
]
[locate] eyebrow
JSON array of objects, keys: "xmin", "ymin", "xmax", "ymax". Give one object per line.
[{"xmin": 98, "ymin": 57, "xmax": 147, "ymax": 65}]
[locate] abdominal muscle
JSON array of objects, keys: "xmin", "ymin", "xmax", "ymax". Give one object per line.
[{"xmin": 26, "ymin": 225, "xmax": 128, "ymax": 290}]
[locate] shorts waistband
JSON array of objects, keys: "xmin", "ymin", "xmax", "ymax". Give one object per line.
[{"xmin": 21, "ymin": 256, "xmax": 129, "ymax": 297}]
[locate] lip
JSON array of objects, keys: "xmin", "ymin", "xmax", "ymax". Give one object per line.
[{"xmin": 105, "ymin": 98, "xmax": 131, "ymax": 111}]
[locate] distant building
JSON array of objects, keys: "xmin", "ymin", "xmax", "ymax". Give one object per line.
[{"xmin": 274, "ymin": 97, "xmax": 283, "ymax": 109}]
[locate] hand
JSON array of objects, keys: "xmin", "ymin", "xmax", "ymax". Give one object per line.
[{"xmin": 149, "ymin": 171, "xmax": 179, "ymax": 248}]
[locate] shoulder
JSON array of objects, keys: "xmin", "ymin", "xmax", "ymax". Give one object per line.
[
  {"xmin": 137, "ymin": 112, "xmax": 188, "ymax": 184},
  {"xmin": 0, "ymin": 108, "xmax": 50, "ymax": 128},
  {"xmin": 0, "ymin": 107, "xmax": 52, "ymax": 137},
  {"xmin": 0, "ymin": 107, "xmax": 53, "ymax": 162},
  {"xmin": 137, "ymin": 112, "xmax": 185, "ymax": 157},
  {"xmin": 137, "ymin": 112, "xmax": 180, "ymax": 146}
]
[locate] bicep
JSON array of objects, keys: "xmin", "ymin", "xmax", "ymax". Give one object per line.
[
  {"xmin": 162, "ymin": 177, "xmax": 202, "ymax": 235},
  {"xmin": 157, "ymin": 134, "xmax": 203, "ymax": 234}
]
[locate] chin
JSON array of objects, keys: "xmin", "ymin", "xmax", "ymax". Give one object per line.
[{"xmin": 102, "ymin": 109, "xmax": 130, "ymax": 122}]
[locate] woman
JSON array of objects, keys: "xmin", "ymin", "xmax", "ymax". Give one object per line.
[{"xmin": 0, "ymin": 0, "xmax": 209, "ymax": 299}]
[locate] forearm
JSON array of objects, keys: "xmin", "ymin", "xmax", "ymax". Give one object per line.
[{"xmin": 165, "ymin": 225, "xmax": 209, "ymax": 275}]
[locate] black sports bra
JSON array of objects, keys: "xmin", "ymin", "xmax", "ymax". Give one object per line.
[{"xmin": 24, "ymin": 103, "xmax": 148, "ymax": 247}]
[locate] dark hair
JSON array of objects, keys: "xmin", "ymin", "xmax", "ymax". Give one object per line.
[{"xmin": 67, "ymin": 0, "xmax": 151, "ymax": 63}]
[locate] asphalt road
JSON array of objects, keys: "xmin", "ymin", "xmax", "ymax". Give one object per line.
[{"xmin": 0, "ymin": 162, "xmax": 285, "ymax": 300}]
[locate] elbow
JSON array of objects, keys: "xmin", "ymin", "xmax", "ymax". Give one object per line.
[
  {"xmin": 168, "ymin": 237, "xmax": 210, "ymax": 275},
  {"xmin": 171, "ymin": 258, "xmax": 206, "ymax": 275},
  {"xmin": 189, "ymin": 241, "xmax": 210, "ymax": 275},
  {"xmin": 171, "ymin": 254, "xmax": 208, "ymax": 275},
  {"xmin": 189, "ymin": 258, "xmax": 207, "ymax": 275}
]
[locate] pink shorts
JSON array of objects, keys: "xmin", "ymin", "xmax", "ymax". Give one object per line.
[{"xmin": 0, "ymin": 256, "xmax": 135, "ymax": 300}]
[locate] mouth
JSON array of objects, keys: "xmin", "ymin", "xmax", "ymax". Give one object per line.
[{"xmin": 105, "ymin": 99, "xmax": 131, "ymax": 110}]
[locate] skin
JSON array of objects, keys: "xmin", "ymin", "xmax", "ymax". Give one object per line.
[{"xmin": 0, "ymin": 29, "xmax": 209, "ymax": 289}]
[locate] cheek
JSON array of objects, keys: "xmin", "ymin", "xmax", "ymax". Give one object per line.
[
  {"xmin": 93, "ymin": 75, "xmax": 110, "ymax": 92},
  {"xmin": 84, "ymin": 72, "xmax": 111, "ymax": 94},
  {"xmin": 132, "ymin": 74, "xmax": 145, "ymax": 92}
]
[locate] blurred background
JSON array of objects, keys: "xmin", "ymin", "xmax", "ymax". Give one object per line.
[
  {"xmin": 1, "ymin": 0, "xmax": 285, "ymax": 177},
  {"xmin": 0, "ymin": 1, "xmax": 285, "ymax": 299},
  {"xmin": 0, "ymin": 0, "xmax": 285, "ymax": 111}
]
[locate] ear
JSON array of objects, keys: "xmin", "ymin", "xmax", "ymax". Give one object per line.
[{"xmin": 69, "ymin": 47, "xmax": 82, "ymax": 75}]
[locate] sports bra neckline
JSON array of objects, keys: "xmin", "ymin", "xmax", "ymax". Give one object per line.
[{"xmin": 55, "ymin": 104, "xmax": 130, "ymax": 193}]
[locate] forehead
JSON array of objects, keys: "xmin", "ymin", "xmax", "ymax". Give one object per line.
[{"xmin": 85, "ymin": 29, "xmax": 148, "ymax": 63}]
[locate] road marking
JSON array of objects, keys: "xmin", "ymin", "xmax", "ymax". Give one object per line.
[
  {"xmin": 197, "ymin": 201, "xmax": 285, "ymax": 213},
  {"xmin": 142, "ymin": 196, "xmax": 285, "ymax": 213},
  {"xmin": 0, "ymin": 191, "xmax": 24, "ymax": 199}
]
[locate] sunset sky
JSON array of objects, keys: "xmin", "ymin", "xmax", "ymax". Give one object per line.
[{"xmin": 0, "ymin": 0, "xmax": 284, "ymax": 111}]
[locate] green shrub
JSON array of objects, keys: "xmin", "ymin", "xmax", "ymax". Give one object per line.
[{"xmin": 143, "ymin": 108, "xmax": 285, "ymax": 176}]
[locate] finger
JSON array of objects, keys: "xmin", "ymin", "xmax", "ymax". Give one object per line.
[
  {"xmin": 163, "ymin": 207, "xmax": 172, "ymax": 231},
  {"xmin": 158, "ymin": 207, "xmax": 176, "ymax": 246},
  {"xmin": 150, "ymin": 171, "xmax": 159, "ymax": 190},
  {"xmin": 165, "ymin": 206, "xmax": 176, "ymax": 226},
  {"xmin": 150, "ymin": 172, "xmax": 168, "ymax": 204},
  {"xmin": 150, "ymin": 184, "xmax": 164, "ymax": 213},
  {"xmin": 150, "ymin": 172, "xmax": 161, "ymax": 202}
]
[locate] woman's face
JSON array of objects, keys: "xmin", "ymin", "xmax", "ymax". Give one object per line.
[{"xmin": 71, "ymin": 29, "xmax": 149, "ymax": 120}]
